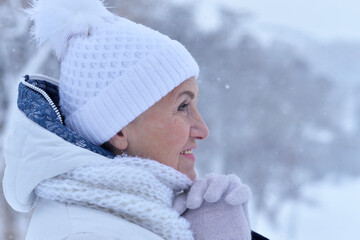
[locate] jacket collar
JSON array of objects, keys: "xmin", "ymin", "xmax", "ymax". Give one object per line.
[
  {"xmin": 18, "ymin": 75, "xmax": 115, "ymax": 159},
  {"xmin": 2, "ymin": 74, "xmax": 115, "ymax": 212}
]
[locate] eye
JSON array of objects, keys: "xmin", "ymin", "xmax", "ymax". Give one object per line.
[{"xmin": 178, "ymin": 102, "xmax": 189, "ymax": 112}]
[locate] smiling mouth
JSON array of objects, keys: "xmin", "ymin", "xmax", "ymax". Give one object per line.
[{"xmin": 180, "ymin": 149, "xmax": 193, "ymax": 154}]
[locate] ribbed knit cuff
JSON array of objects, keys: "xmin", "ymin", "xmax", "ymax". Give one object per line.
[{"xmin": 65, "ymin": 40, "xmax": 199, "ymax": 145}]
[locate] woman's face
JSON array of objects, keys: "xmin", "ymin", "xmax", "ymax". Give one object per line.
[{"xmin": 111, "ymin": 77, "xmax": 209, "ymax": 180}]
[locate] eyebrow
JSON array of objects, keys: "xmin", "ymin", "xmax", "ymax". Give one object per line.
[{"xmin": 177, "ymin": 90, "xmax": 195, "ymax": 100}]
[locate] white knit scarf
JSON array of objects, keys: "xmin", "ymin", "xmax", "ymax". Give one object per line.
[{"xmin": 35, "ymin": 156, "xmax": 195, "ymax": 240}]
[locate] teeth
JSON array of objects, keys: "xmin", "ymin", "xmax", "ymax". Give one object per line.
[{"xmin": 181, "ymin": 149, "xmax": 193, "ymax": 154}]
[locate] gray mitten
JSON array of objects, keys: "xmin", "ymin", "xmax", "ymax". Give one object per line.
[{"xmin": 173, "ymin": 174, "xmax": 251, "ymax": 240}]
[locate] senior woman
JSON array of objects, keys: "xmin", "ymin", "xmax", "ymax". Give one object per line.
[{"xmin": 2, "ymin": 0, "xmax": 267, "ymax": 239}]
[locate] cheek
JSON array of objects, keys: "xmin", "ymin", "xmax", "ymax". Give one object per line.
[
  {"xmin": 127, "ymin": 115, "xmax": 190, "ymax": 169},
  {"xmin": 154, "ymin": 118, "xmax": 189, "ymax": 150},
  {"xmin": 158, "ymin": 120, "xmax": 189, "ymax": 170}
]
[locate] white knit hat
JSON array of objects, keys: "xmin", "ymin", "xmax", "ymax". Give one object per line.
[{"xmin": 27, "ymin": 0, "xmax": 199, "ymax": 145}]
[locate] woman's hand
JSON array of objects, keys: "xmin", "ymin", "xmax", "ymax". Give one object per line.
[{"xmin": 173, "ymin": 174, "xmax": 252, "ymax": 240}]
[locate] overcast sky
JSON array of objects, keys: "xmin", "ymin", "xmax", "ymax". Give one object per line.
[{"xmin": 174, "ymin": 0, "xmax": 360, "ymax": 42}]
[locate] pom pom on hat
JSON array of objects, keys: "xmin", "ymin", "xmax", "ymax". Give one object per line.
[
  {"xmin": 26, "ymin": 0, "xmax": 200, "ymax": 145},
  {"xmin": 27, "ymin": 0, "xmax": 113, "ymax": 60}
]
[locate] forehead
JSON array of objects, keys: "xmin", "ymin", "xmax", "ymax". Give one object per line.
[
  {"xmin": 168, "ymin": 77, "xmax": 198, "ymax": 99},
  {"xmin": 133, "ymin": 77, "xmax": 198, "ymax": 122}
]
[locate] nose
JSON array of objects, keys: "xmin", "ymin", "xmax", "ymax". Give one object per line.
[{"xmin": 190, "ymin": 109, "xmax": 209, "ymax": 140}]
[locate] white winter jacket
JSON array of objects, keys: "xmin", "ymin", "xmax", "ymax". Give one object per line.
[
  {"xmin": 2, "ymin": 77, "xmax": 165, "ymax": 240},
  {"xmin": 27, "ymin": 198, "xmax": 164, "ymax": 240}
]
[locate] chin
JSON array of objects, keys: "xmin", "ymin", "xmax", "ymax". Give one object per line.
[{"xmin": 185, "ymin": 170, "xmax": 197, "ymax": 181}]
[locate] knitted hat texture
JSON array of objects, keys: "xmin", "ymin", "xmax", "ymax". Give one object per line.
[{"xmin": 27, "ymin": 0, "xmax": 199, "ymax": 145}]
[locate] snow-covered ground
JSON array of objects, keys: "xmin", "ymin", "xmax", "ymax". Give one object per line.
[{"xmin": 251, "ymin": 177, "xmax": 360, "ymax": 239}]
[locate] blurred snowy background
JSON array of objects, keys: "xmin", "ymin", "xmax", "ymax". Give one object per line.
[{"xmin": 1, "ymin": 0, "xmax": 360, "ymax": 239}]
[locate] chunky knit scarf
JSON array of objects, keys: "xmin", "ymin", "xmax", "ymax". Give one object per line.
[{"xmin": 35, "ymin": 156, "xmax": 194, "ymax": 240}]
